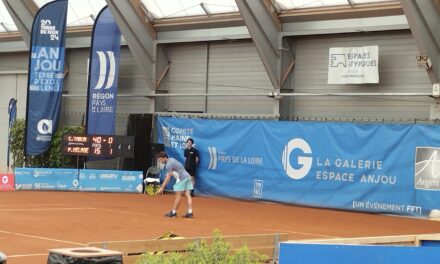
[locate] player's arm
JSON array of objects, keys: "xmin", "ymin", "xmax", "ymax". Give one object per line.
[{"xmin": 156, "ymin": 171, "xmax": 172, "ymax": 194}]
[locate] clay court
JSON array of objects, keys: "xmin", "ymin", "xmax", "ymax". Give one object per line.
[{"xmin": 0, "ymin": 191, "xmax": 439, "ymax": 263}]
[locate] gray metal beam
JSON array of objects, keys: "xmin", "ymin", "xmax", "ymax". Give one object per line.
[
  {"xmin": 400, "ymin": 0, "xmax": 440, "ymax": 84},
  {"xmin": 236, "ymin": 0, "xmax": 283, "ymax": 88},
  {"xmin": 156, "ymin": 15, "xmax": 408, "ymax": 44},
  {"xmin": 235, "ymin": 0, "xmax": 295, "ymax": 117},
  {"xmin": 0, "ymin": 16, "xmax": 409, "ymax": 53},
  {"xmin": 106, "ymin": 0, "xmax": 169, "ymax": 90},
  {"xmin": 2, "ymin": 0, "xmax": 38, "ymax": 47}
]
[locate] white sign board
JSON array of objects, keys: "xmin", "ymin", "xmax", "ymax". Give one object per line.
[{"xmin": 328, "ymin": 46, "xmax": 379, "ymax": 84}]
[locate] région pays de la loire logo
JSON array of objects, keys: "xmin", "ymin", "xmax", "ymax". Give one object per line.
[
  {"xmin": 282, "ymin": 138, "xmax": 312, "ymax": 180},
  {"xmin": 94, "ymin": 51, "xmax": 116, "ymax": 90}
]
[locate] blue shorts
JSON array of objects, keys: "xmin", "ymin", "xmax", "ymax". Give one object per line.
[{"xmin": 173, "ymin": 177, "xmax": 193, "ymax": 192}]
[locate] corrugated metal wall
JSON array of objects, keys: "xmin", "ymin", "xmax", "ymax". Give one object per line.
[
  {"xmin": 163, "ymin": 41, "xmax": 274, "ymax": 115},
  {"xmin": 291, "ymin": 30, "xmax": 433, "ymax": 121},
  {"xmin": 207, "ymin": 41, "xmax": 273, "ymax": 114},
  {"xmin": 164, "ymin": 43, "xmax": 207, "ymax": 112}
]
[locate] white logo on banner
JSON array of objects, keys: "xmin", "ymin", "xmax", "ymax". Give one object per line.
[
  {"xmin": 415, "ymin": 147, "xmax": 440, "ymax": 190},
  {"xmin": 328, "ymin": 45, "xmax": 379, "ymax": 84},
  {"xmin": 162, "ymin": 126, "xmax": 171, "ymax": 147},
  {"xmin": 208, "ymin": 147, "xmax": 218, "ymax": 170},
  {"xmin": 72, "ymin": 179, "xmax": 79, "ymax": 187},
  {"xmin": 253, "ymin": 180, "xmax": 263, "ymax": 198},
  {"xmin": 40, "ymin": 19, "xmax": 59, "ymax": 41},
  {"xmin": 282, "ymin": 138, "xmax": 312, "ymax": 180},
  {"xmin": 94, "ymin": 51, "xmax": 116, "ymax": 90},
  {"xmin": 2, "ymin": 176, "xmax": 8, "ymax": 184},
  {"xmin": 37, "ymin": 119, "xmax": 53, "ymax": 135}
]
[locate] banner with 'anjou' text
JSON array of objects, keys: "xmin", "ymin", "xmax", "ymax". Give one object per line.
[{"xmin": 157, "ymin": 117, "xmax": 440, "ymax": 217}]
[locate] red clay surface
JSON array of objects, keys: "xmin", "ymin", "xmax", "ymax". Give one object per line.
[{"xmin": 0, "ymin": 191, "xmax": 439, "ymax": 263}]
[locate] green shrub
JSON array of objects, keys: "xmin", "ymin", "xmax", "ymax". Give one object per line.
[
  {"xmin": 135, "ymin": 230, "xmax": 267, "ymax": 264},
  {"xmin": 9, "ymin": 118, "xmax": 84, "ymax": 168}
]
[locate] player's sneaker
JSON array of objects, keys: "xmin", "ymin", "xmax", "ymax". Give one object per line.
[
  {"xmin": 183, "ymin": 212, "xmax": 193, "ymax": 218},
  {"xmin": 165, "ymin": 211, "xmax": 177, "ymax": 217}
]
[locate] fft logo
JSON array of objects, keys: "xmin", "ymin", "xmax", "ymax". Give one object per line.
[
  {"xmin": 37, "ymin": 119, "xmax": 53, "ymax": 135},
  {"xmin": 94, "ymin": 51, "xmax": 116, "ymax": 89},
  {"xmin": 282, "ymin": 138, "xmax": 312, "ymax": 180}
]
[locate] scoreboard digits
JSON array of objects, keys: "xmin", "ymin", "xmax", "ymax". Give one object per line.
[{"xmin": 62, "ymin": 134, "xmax": 134, "ymax": 158}]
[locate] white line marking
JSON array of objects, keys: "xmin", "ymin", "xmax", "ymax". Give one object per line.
[
  {"xmin": 93, "ymin": 208, "xmax": 153, "ymax": 217},
  {"xmin": 0, "ymin": 203, "xmax": 67, "ymax": 207},
  {"xmin": 0, "ymin": 207, "xmax": 94, "ymax": 211},
  {"xmin": 0, "ymin": 230, "xmax": 87, "ymax": 246}
]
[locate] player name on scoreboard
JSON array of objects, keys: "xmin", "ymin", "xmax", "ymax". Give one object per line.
[{"xmin": 62, "ymin": 134, "xmax": 134, "ymax": 158}]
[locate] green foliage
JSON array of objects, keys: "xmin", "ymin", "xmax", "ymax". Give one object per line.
[
  {"xmin": 10, "ymin": 119, "xmax": 26, "ymax": 168},
  {"xmin": 9, "ymin": 118, "xmax": 84, "ymax": 168},
  {"xmin": 47, "ymin": 125, "xmax": 84, "ymax": 168},
  {"xmin": 135, "ymin": 230, "xmax": 267, "ymax": 264}
]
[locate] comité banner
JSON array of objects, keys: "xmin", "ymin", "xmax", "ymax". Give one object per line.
[
  {"xmin": 25, "ymin": 0, "xmax": 68, "ymax": 155},
  {"xmin": 86, "ymin": 6, "xmax": 121, "ymax": 135},
  {"xmin": 157, "ymin": 117, "xmax": 440, "ymax": 217}
]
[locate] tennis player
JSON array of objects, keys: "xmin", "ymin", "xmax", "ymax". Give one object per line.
[{"xmin": 156, "ymin": 151, "xmax": 194, "ymax": 218}]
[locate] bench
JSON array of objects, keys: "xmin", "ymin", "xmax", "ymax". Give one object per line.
[{"xmin": 89, "ymin": 233, "xmax": 288, "ymax": 264}]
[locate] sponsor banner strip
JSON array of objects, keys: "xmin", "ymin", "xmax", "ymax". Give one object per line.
[
  {"xmin": 79, "ymin": 169, "xmax": 143, "ymax": 193},
  {"xmin": 14, "ymin": 168, "xmax": 79, "ymax": 191},
  {"xmin": 0, "ymin": 173, "xmax": 15, "ymax": 191}
]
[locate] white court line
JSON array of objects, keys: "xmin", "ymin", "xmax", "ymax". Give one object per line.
[
  {"xmin": 0, "ymin": 203, "xmax": 66, "ymax": 206},
  {"xmin": 93, "ymin": 208, "xmax": 154, "ymax": 217},
  {"xmin": 0, "ymin": 230, "xmax": 87, "ymax": 246},
  {"xmin": 0, "ymin": 207, "xmax": 94, "ymax": 211},
  {"xmin": 0, "ymin": 203, "xmax": 67, "ymax": 207}
]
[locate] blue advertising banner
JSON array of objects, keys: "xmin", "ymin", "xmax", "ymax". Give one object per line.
[
  {"xmin": 25, "ymin": 0, "xmax": 68, "ymax": 155},
  {"xmin": 86, "ymin": 6, "xmax": 121, "ymax": 135},
  {"xmin": 7, "ymin": 98, "xmax": 17, "ymax": 168},
  {"xmin": 14, "ymin": 168, "xmax": 79, "ymax": 191},
  {"xmin": 79, "ymin": 169, "xmax": 143, "ymax": 193},
  {"xmin": 279, "ymin": 243, "xmax": 440, "ymax": 264},
  {"xmin": 157, "ymin": 117, "xmax": 440, "ymax": 217}
]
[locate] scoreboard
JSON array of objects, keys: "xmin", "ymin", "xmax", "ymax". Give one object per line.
[{"xmin": 62, "ymin": 134, "xmax": 134, "ymax": 158}]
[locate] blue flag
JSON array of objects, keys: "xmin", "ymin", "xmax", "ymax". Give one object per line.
[
  {"xmin": 25, "ymin": 0, "xmax": 68, "ymax": 155},
  {"xmin": 86, "ymin": 6, "xmax": 121, "ymax": 135},
  {"xmin": 7, "ymin": 98, "xmax": 17, "ymax": 168}
]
